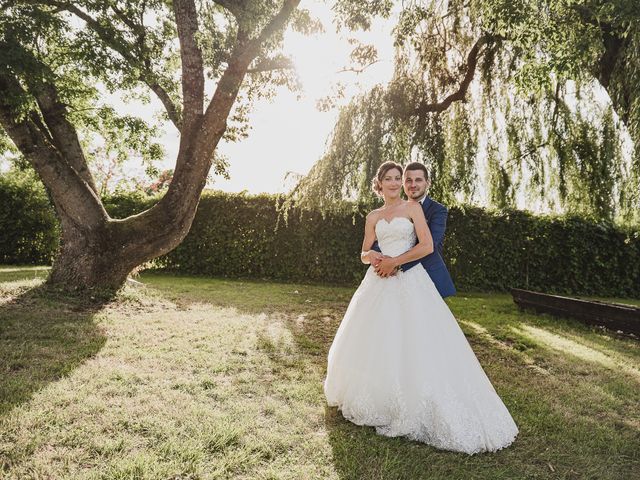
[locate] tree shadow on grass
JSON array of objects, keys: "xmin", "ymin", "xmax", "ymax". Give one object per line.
[
  {"xmin": 282, "ymin": 306, "xmax": 640, "ymax": 479},
  {"xmin": 0, "ymin": 274, "xmax": 107, "ymax": 418},
  {"xmin": 138, "ymin": 273, "xmax": 640, "ymax": 478}
]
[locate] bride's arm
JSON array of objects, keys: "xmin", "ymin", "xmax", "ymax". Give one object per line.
[
  {"xmin": 379, "ymin": 203, "xmax": 434, "ymax": 271},
  {"xmin": 360, "ymin": 212, "xmax": 383, "ymax": 265}
]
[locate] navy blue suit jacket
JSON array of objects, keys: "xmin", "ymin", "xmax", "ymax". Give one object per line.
[{"xmin": 373, "ymin": 197, "xmax": 456, "ymax": 298}]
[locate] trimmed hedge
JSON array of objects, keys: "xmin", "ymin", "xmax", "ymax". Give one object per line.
[
  {"xmin": 157, "ymin": 194, "xmax": 369, "ymax": 285},
  {"xmin": 1, "ymin": 179, "xmax": 638, "ymax": 297},
  {"xmin": 444, "ymin": 207, "xmax": 640, "ymax": 296}
]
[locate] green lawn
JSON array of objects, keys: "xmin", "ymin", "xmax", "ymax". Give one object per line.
[{"xmin": 0, "ymin": 266, "xmax": 639, "ymax": 479}]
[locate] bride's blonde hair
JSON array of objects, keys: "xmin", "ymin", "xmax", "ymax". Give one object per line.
[{"xmin": 372, "ymin": 161, "xmax": 403, "ymax": 197}]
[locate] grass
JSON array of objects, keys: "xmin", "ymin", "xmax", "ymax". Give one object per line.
[
  {"xmin": 0, "ymin": 266, "xmax": 638, "ymax": 479},
  {"xmin": 585, "ymin": 296, "xmax": 640, "ymax": 307}
]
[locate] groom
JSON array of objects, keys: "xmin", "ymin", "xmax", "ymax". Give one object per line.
[{"xmin": 373, "ymin": 162, "xmax": 456, "ymax": 298}]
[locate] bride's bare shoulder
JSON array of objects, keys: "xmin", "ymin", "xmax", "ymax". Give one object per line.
[{"xmin": 366, "ymin": 208, "xmax": 384, "ymax": 221}]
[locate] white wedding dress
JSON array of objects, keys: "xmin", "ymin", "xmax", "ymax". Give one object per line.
[{"xmin": 324, "ymin": 217, "xmax": 518, "ymax": 454}]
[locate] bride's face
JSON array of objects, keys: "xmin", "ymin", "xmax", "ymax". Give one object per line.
[{"xmin": 380, "ymin": 168, "xmax": 403, "ymax": 199}]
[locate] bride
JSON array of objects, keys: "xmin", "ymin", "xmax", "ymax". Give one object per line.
[{"xmin": 323, "ymin": 161, "xmax": 518, "ymax": 454}]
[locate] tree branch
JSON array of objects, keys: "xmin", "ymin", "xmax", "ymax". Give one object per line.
[
  {"xmin": 411, "ymin": 33, "xmax": 500, "ymax": 116},
  {"xmin": 32, "ymin": 0, "xmax": 183, "ymax": 130},
  {"xmin": 148, "ymin": 82, "xmax": 182, "ymax": 129},
  {"xmin": 109, "ymin": 4, "xmax": 146, "ymax": 37},
  {"xmin": 33, "ymin": 82, "xmax": 99, "ymax": 194},
  {"xmin": 108, "ymin": 0, "xmax": 302, "ymax": 258},
  {"xmin": 173, "ymin": 0, "xmax": 205, "ymax": 134},
  {"xmin": 570, "ymin": 4, "xmax": 632, "ymax": 125},
  {"xmin": 199, "ymin": 0, "xmax": 301, "ymax": 150},
  {"xmin": 0, "ymin": 38, "xmax": 99, "ymax": 192},
  {"xmin": 248, "ymin": 0, "xmax": 301, "ymax": 54},
  {"xmin": 247, "ymin": 56, "xmax": 294, "ymax": 73},
  {"xmin": 158, "ymin": 0, "xmax": 301, "ymax": 216},
  {"xmin": 336, "ymin": 59, "xmax": 381, "ymax": 75},
  {"xmin": 213, "ymin": 0, "xmax": 247, "ymax": 21},
  {"xmin": 0, "ymin": 71, "xmax": 107, "ymax": 228}
]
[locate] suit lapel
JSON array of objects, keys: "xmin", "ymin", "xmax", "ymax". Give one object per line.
[{"xmin": 422, "ymin": 196, "xmax": 432, "ymax": 223}]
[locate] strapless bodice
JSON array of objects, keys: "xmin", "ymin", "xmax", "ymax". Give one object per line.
[{"xmin": 375, "ymin": 217, "xmax": 416, "ymax": 257}]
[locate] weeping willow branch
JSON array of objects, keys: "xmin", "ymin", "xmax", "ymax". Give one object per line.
[
  {"xmin": 292, "ymin": 1, "xmax": 639, "ymax": 224},
  {"xmin": 409, "ymin": 33, "xmax": 501, "ymax": 117}
]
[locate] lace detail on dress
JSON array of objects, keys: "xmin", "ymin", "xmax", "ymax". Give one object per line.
[
  {"xmin": 375, "ymin": 217, "xmax": 416, "ymax": 257},
  {"xmin": 331, "ymin": 372, "xmax": 517, "ymax": 454}
]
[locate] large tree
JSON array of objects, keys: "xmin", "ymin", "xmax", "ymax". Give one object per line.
[
  {"xmin": 295, "ymin": 0, "xmax": 639, "ymax": 223},
  {"xmin": 0, "ymin": 0, "xmax": 306, "ymax": 291}
]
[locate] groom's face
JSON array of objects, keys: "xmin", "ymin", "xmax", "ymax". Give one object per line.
[{"xmin": 403, "ymin": 170, "xmax": 430, "ymax": 200}]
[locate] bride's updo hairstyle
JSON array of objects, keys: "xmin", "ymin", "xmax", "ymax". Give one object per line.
[{"xmin": 372, "ymin": 161, "xmax": 403, "ymax": 197}]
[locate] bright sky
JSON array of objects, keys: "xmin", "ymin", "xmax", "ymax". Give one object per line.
[{"xmin": 157, "ymin": 0, "xmax": 396, "ymax": 194}]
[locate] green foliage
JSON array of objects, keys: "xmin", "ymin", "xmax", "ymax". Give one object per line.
[
  {"xmin": 101, "ymin": 190, "xmax": 160, "ymax": 219},
  {"xmin": 305, "ymin": 0, "xmax": 640, "ymax": 224},
  {"xmin": 445, "ymin": 206, "xmax": 640, "ymax": 296},
  {"xmin": 0, "ymin": 1, "xmax": 314, "ymax": 183},
  {"xmin": 0, "ymin": 1, "xmax": 174, "ymax": 189},
  {"xmin": 0, "ymin": 169, "xmax": 59, "ymax": 264},
  {"xmin": 2, "ymin": 179, "xmax": 637, "ymax": 296},
  {"xmin": 333, "ymin": 0, "xmax": 394, "ymax": 31},
  {"xmin": 154, "ymin": 192, "xmax": 368, "ymax": 285},
  {"xmin": 439, "ymin": 103, "xmax": 478, "ymax": 203},
  {"xmin": 291, "ymin": 86, "xmax": 407, "ymax": 211}
]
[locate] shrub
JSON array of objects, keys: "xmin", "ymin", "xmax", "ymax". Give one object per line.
[
  {"xmin": 0, "ymin": 171, "xmax": 59, "ymax": 264},
  {"xmin": 1, "ymin": 180, "xmax": 638, "ymax": 297}
]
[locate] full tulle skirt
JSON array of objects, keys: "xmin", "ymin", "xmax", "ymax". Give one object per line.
[{"xmin": 323, "ymin": 265, "xmax": 518, "ymax": 454}]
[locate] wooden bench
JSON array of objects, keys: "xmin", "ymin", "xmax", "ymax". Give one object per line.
[{"xmin": 510, "ymin": 288, "xmax": 640, "ymax": 337}]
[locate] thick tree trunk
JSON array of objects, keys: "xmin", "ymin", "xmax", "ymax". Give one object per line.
[
  {"xmin": 45, "ymin": 183, "xmax": 201, "ymax": 292},
  {"xmin": 48, "ymin": 230, "xmax": 131, "ymax": 291},
  {"xmin": 47, "ymin": 218, "xmax": 138, "ymax": 291}
]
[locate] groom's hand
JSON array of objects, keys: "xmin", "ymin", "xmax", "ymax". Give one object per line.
[{"xmin": 375, "ymin": 256, "xmax": 399, "ymax": 277}]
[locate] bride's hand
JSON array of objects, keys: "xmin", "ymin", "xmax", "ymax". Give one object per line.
[
  {"xmin": 363, "ymin": 251, "xmax": 384, "ymax": 265},
  {"xmin": 375, "ymin": 256, "xmax": 398, "ymax": 277},
  {"xmin": 371, "ymin": 252, "xmax": 385, "ymax": 266}
]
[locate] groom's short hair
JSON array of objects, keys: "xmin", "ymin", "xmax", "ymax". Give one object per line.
[{"xmin": 404, "ymin": 162, "xmax": 429, "ymax": 181}]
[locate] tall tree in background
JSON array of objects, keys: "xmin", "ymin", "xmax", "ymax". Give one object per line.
[
  {"xmin": 0, "ymin": 0, "xmax": 307, "ymax": 290},
  {"xmin": 294, "ymin": 0, "xmax": 639, "ymax": 223}
]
